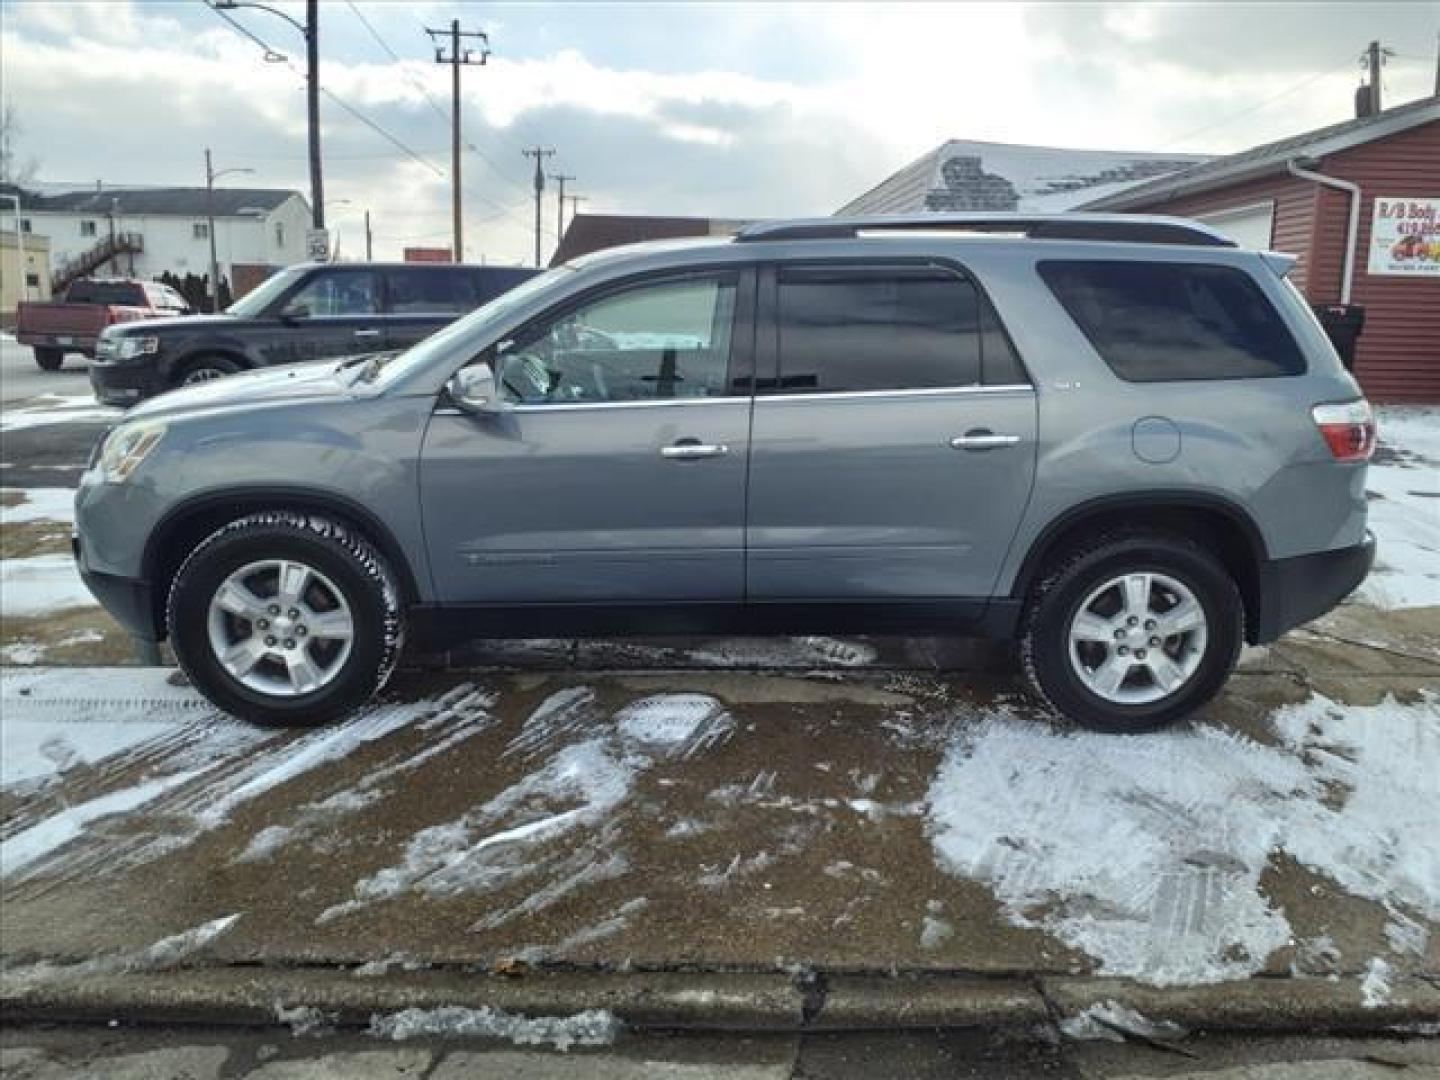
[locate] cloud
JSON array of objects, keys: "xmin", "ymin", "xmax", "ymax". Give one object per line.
[{"xmin": 1, "ymin": 0, "xmax": 1433, "ymax": 264}]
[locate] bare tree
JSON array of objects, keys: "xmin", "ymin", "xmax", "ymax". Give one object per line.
[{"xmin": 0, "ymin": 101, "xmax": 40, "ymax": 186}]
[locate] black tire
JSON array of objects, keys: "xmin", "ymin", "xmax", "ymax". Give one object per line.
[
  {"xmin": 166, "ymin": 512, "xmax": 404, "ymax": 726},
  {"xmin": 1020, "ymin": 530, "xmax": 1242, "ymax": 734},
  {"xmin": 34, "ymin": 347, "xmax": 64, "ymax": 371},
  {"xmin": 176, "ymin": 355, "xmax": 242, "ymax": 386}
]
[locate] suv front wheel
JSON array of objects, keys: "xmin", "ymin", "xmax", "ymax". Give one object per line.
[
  {"xmin": 167, "ymin": 512, "xmax": 404, "ymax": 725},
  {"xmin": 1020, "ymin": 531, "xmax": 1242, "ymax": 733}
]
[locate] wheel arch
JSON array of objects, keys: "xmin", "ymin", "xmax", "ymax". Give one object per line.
[
  {"xmin": 1009, "ymin": 492, "xmax": 1270, "ymax": 643},
  {"xmin": 143, "ymin": 487, "xmax": 422, "ymax": 640},
  {"xmin": 167, "ymin": 346, "xmax": 253, "ymax": 385}
]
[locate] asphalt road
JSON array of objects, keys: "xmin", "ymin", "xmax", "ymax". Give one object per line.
[{"xmin": 0, "ymin": 336, "xmax": 97, "ymax": 405}]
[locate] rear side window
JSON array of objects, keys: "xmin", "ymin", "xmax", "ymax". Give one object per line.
[
  {"xmin": 1039, "ymin": 260, "xmax": 1305, "ymax": 380},
  {"xmin": 770, "ymin": 266, "xmax": 1025, "ymax": 394},
  {"xmin": 67, "ymin": 281, "xmax": 144, "ymax": 306},
  {"xmin": 384, "ymin": 267, "xmax": 482, "ymax": 314}
]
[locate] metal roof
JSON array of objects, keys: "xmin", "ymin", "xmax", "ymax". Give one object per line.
[
  {"xmin": 0, "ymin": 184, "xmax": 303, "ymax": 217},
  {"xmin": 1082, "ymin": 95, "xmax": 1440, "ymax": 210}
]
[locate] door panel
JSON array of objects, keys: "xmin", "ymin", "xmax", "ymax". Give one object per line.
[
  {"xmin": 746, "ymin": 389, "xmax": 1036, "ymax": 598},
  {"xmin": 421, "ymin": 401, "xmax": 750, "ymax": 602}
]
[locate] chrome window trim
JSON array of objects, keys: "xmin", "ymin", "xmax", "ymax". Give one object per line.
[
  {"xmin": 755, "ymin": 384, "xmax": 1034, "ymax": 404},
  {"xmin": 434, "ymin": 396, "xmax": 750, "ymax": 417}
]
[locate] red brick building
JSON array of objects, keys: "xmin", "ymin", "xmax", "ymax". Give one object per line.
[{"xmin": 1084, "ymin": 96, "xmax": 1439, "ymax": 401}]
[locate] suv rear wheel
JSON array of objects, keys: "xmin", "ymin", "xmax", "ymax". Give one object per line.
[
  {"xmin": 167, "ymin": 512, "xmax": 403, "ymax": 725},
  {"xmin": 1020, "ymin": 531, "xmax": 1242, "ymax": 733}
]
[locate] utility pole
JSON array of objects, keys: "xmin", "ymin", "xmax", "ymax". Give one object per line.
[
  {"xmin": 552, "ymin": 173, "xmax": 574, "ymax": 244},
  {"xmin": 364, "ymin": 209, "xmax": 373, "ymax": 261},
  {"xmin": 1433, "ymin": 30, "xmax": 1439, "ymax": 97},
  {"xmin": 427, "ymin": 19, "xmax": 489, "ymax": 263},
  {"xmin": 566, "ymin": 193, "xmax": 588, "ymax": 222},
  {"xmin": 205, "ymin": 148, "xmax": 254, "ymax": 312},
  {"xmin": 522, "ymin": 147, "xmax": 555, "ymax": 267}
]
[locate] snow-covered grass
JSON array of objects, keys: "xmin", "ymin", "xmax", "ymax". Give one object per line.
[
  {"xmin": 1361, "ymin": 406, "xmax": 1440, "ymax": 610},
  {"xmin": 0, "ymin": 553, "xmax": 98, "ymax": 615},
  {"xmin": 0, "ymin": 393, "xmax": 120, "ymax": 432},
  {"xmin": 0, "ymin": 487, "xmax": 75, "ymax": 525},
  {"xmin": 926, "ymin": 691, "xmax": 1439, "ymax": 986}
]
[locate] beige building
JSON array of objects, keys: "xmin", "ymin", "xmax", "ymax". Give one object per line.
[{"xmin": 1, "ymin": 229, "xmax": 52, "ymax": 325}]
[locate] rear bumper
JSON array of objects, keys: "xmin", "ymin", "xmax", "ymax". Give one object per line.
[
  {"xmin": 74, "ymin": 534, "xmax": 161, "ymax": 641},
  {"xmin": 17, "ymin": 332, "xmax": 99, "ymax": 353},
  {"xmin": 1252, "ymin": 532, "xmax": 1375, "ymax": 644},
  {"xmin": 89, "ymin": 359, "xmax": 166, "ymax": 406}
]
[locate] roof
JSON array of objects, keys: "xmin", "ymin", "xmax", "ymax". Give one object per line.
[
  {"xmin": 837, "ymin": 139, "xmax": 1209, "ymax": 216},
  {"xmin": 0, "ymin": 183, "xmax": 304, "ymax": 217},
  {"xmin": 551, "ymin": 213, "xmax": 748, "ymax": 265},
  {"xmin": 1081, "ymin": 94, "xmax": 1440, "ymax": 210},
  {"xmin": 736, "ymin": 212, "xmax": 1234, "ymax": 247}
]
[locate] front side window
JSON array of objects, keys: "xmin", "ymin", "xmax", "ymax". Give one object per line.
[
  {"xmin": 283, "ymin": 271, "xmax": 380, "ymax": 317},
  {"xmin": 497, "ymin": 274, "xmax": 737, "ymax": 405},
  {"xmin": 770, "ymin": 265, "xmax": 1024, "ymax": 394},
  {"xmin": 384, "ymin": 268, "xmax": 481, "ymax": 314},
  {"xmin": 1038, "ymin": 260, "xmax": 1306, "ymax": 381}
]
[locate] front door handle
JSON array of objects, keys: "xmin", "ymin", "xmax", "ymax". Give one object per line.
[
  {"xmin": 950, "ymin": 430, "xmax": 1021, "ymax": 451},
  {"xmin": 661, "ymin": 441, "xmax": 730, "ymax": 460},
  {"xmin": 353, "ymin": 328, "xmax": 383, "ymax": 340}
]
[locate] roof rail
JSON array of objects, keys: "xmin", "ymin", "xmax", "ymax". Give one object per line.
[{"xmin": 734, "ymin": 212, "xmax": 1237, "ymax": 248}]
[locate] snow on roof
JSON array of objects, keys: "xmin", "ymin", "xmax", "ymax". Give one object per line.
[{"xmin": 838, "ymin": 139, "xmax": 1209, "ymax": 216}]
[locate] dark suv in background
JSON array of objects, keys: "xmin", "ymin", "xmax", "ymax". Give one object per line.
[{"xmin": 89, "ymin": 261, "xmax": 537, "ymax": 404}]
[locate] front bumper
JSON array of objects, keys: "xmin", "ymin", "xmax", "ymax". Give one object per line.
[
  {"xmin": 89, "ymin": 358, "xmax": 166, "ymax": 406},
  {"xmin": 73, "ymin": 533, "xmax": 161, "ymax": 641},
  {"xmin": 1253, "ymin": 531, "xmax": 1376, "ymax": 643}
]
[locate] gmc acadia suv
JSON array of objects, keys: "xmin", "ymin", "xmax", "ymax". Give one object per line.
[{"xmin": 74, "ymin": 213, "xmax": 1376, "ymax": 732}]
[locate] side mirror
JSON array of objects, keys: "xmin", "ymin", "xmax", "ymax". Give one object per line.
[
  {"xmin": 279, "ymin": 303, "xmax": 310, "ymax": 323},
  {"xmin": 446, "ymin": 365, "xmax": 506, "ymax": 416}
]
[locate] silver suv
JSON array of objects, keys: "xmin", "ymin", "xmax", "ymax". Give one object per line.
[{"xmin": 74, "ymin": 213, "xmax": 1376, "ymax": 732}]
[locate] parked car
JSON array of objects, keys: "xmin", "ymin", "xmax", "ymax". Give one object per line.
[
  {"xmin": 16, "ymin": 278, "xmax": 191, "ymax": 370},
  {"xmin": 74, "ymin": 213, "xmax": 1375, "ymax": 732},
  {"xmin": 89, "ymin": 262, "xmax": 539, "ymax": 405}
]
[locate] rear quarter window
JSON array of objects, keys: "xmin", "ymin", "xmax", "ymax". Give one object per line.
[{"xmin": 1038, "ymin": 260, "xmax": 1306, "ymax": 380}]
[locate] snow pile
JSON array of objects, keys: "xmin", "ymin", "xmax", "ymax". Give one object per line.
[
  {"xmin": 1361, "ymin": 407, "xmax": 1440, "ymax": 610},
  {"xmin": 0, "ymin": 487, "xmax": 75, "ymax": 525},
  {"xmin": 926, "ymin": 692, "xmax": 1440, "ymax": 985},
  {"xmin": 370, "ymin": 1005, "xmax": 621, "ymax": 1050},
  {"xmin": 4, "ymin": 914, "xmax": 243, "ymax": 984},
  {"xmin": 1060, "ymin": 1000, "xmax": 1186, "ymax": 1043},
  {"xmin": 614, "ymin": 693, "xmax": 731, "ymax": 756},
  {"xmin": 1361, "ymin": 957, "xmax": 1394, "ymax": 1008},
  {"xmin": 2, "ymin": 714, "xmax": 177, "ymax": 789}
]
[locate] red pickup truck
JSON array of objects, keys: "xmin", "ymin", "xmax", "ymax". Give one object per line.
[{"xmin": 16, "ymin": 279, "xmax": 192, "ymax": 371}]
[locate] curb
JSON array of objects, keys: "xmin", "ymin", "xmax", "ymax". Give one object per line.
[{"xmin": 3, "ymin": 967, "xmax": 1438, "ymax": 1036}]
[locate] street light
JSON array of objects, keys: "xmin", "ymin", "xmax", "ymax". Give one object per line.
[
  {"xmin": 211, "ymin": 0, "xmax": 324, "ymax": 231},
  {"xmin": 206, "ymin": 149, "xmax": 255, "ymax": 312}
]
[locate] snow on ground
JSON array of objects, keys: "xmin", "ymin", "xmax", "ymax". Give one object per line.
[
  {"xmin": 1, "ymin": 553, "xmax": 100, "ymax": 615},
  {"xmin": 370, "ymin": 1005, "xmax": 621, "ymax": 1051},
  {"xmin": 0, "ymin": 487, "xmax": 75, "ymax": 525},
  {"xmin": 926, "ymin": 691, "xmax": 1440, "ymax": 986},
  {"xmin": 1361, "ymin": 406, "xmax": 1440, "ymax": 610},
  {"xmin": 0, "ymin": 393, "xmax": 120, "ymax": 432}
]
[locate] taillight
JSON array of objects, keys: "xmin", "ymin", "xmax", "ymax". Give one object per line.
[
  {"xmin": 104, "ymin": 306, "xmax": 117, "ymax": 325},
  {"xmin": 1312, "ymin": 399, "xmax": 1375, "ymax": 461}
]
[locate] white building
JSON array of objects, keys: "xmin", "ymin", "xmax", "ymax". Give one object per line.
[{"xmin": 3, "ymin": 183, "xmax": 311, "ymax": 297}]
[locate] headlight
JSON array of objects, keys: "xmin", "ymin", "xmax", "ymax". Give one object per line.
[
  {"xmin": 97, "ymin": 422, "xmax": 167, "ymax": 483},
  {"xmin": 116, "ymin": 336, "xmax": 160, "ymax": 359}
]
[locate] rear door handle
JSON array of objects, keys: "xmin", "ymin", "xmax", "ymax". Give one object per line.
[
  {"xmin": 353, "ymin": 328, "xmax": 383, "ymax": 340},
  {"xmin": 950, "ymin": 431, "xmax": 1021, "ymax": 451},
  {"xmin": 661, "ymin": 441, "xmax": 729, "ymax": 460}
]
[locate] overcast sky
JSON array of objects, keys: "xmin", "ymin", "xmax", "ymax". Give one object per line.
[{"xmin": 1, "ymin": 1, "xmax": 1435, "ymax": 264}]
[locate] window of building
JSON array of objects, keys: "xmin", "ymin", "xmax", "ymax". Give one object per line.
[
  {"xmin": 193, "ymin": 221, "xmax": 210, "ymax": 240},
  {"xmin": 1038, "ymin": 260, "xmax": 1306, "ymax": 381},
  {"xmin": 274, "ymin": 222, "xmax": 285, "ymax": 247},
  {"xmin": 79, "ymin": 220, "xmax": 97, "ymax": 238},
  {"xmin": 19, "ymin": 218, "xmax": 31, "ymax": 234},
  {"xmin": 769, "ymin": 265, "xmax": 1025, "ymax": 394},
  {"xmin": 498, "ymin": 274, "xmax": 737, "ymax": 405}
]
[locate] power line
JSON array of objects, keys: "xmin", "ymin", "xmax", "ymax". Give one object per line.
[
  {"xmin": 1157, "ymin": 56, "xmax": 1359, "ymax": 150},
  {"xmin": 344, "ymin": 1, "xmax": 451, "ymax": 129}
]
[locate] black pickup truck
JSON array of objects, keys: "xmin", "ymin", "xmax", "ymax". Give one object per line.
[{"xmin": 89, "ymin": 262, "xmax": 537, "ymax": 405}]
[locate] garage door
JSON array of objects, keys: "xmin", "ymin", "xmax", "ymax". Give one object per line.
[{"xmin": 1196, "ymin": 202, "xmax": 1276, "ymax": 251}]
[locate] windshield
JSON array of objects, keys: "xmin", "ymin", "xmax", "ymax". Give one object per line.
[
  {"xmin": 226, "ymin": 266, "xmax": 308, "ymax": 318},
  {"xmin": 359, "ymin": 265, "xmax": 577, "ymax": 388}
]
